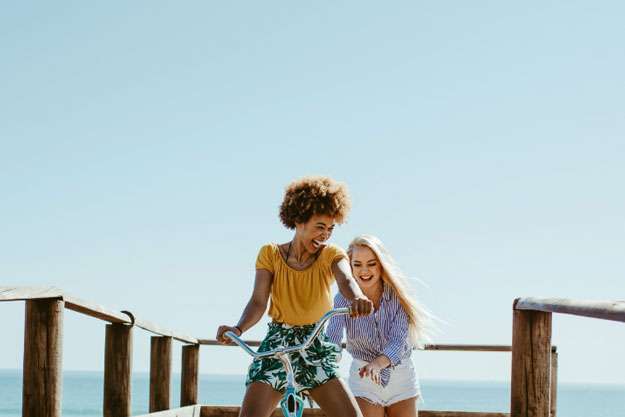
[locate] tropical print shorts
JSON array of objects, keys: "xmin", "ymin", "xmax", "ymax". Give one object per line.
[{"xmin": 246, "ymin": 321, "xmax": 342, "ymax": 394}]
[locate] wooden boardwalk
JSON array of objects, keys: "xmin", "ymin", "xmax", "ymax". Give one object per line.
[
  {"xmin": 3, "ymin": 286, "xmax": 624, "ymax": 417},
  {"xmin": 135, "ymin": 405, "xmax": 510, "ymax": 417}
]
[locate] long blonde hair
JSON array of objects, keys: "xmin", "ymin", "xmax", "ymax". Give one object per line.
[{"xmin": 347, "ymin": 234, "xmax": 436, "ymax": 348}]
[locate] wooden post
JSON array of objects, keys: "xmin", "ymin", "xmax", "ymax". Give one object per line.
[
  {"xmin": 22, "ymin": 299, "xmax": 64, "ymax": 417},
  {"xmin": 550, "ymin": 350, "xmax": 558, "ymax": 417},
  {"xmin": 511, "ymin": 301, "xmax": 552, "ymax": 417},
  {"xmin": 104, "ymin": 323, "xmax": 133, "ymax": 417},
  {"xmin": 181, "ymin": 344, "xmax": 199, "ymax": 406},
  {"xmin": 150, "ymin": 336, "xmax": 172, "ymax": 412}
]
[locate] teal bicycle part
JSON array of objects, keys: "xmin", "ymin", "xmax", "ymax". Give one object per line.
[{"xmin": 280, "ymin": 387, "xmax": 305, "ymax": 417}]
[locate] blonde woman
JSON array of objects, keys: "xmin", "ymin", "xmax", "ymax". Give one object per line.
[{"xmin": 327, "ymin": 234, "xmax": 435, "ymax": 417}]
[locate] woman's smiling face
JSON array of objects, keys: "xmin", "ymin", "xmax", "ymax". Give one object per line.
[
  {"xmin": 351, "ymin": 245, "xmax": 383, "ymax": 290},
  {"xmin": 295, "ymin": 214, "xmax": 336, "ymax": 254}
]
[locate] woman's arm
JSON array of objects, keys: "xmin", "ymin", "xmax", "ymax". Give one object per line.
[
  {"xmin": 358, "ymin": 355, "xmax": 392, "ymax": 385},
  {"xmin": 216, "ymin": 268, "xmax": 273, "ymax": 345},
  {"xmin": 332, "ymin": 257, "xmax": 373, "ymax": 317},
  {"xmin": 361, "ymin": 299, "xmax": 412, "ymax": 385},
  {"xmin": 380, "ymin": 305, "xmax": 411, "ymax": 366},
  {"xmin": 359, "ymin": 310, "xmax": 410, "ymax": 385}
]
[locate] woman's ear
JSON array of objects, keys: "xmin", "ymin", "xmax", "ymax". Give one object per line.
[{"xmin": 294, "ymin": 222, "xmax": 305, "ymax": 233}]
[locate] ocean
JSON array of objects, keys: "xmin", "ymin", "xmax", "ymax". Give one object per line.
[{"xmin": 1, "ymin": 369, "xmax": 623, "ymax": 416}]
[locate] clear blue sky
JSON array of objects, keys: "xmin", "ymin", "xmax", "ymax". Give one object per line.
[{"xmin": 1, "ymin": 1, "xmax": 624, "ymax": 386}]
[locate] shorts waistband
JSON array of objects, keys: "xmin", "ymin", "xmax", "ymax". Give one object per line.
[{"xmin": 270, "ymin": 320, "xmax": 317, "ymax": 329}]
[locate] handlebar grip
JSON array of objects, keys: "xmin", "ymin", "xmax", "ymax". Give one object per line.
[{"xmin": 348, "ymin": 303, "xmax": 374, "ymax": 317}]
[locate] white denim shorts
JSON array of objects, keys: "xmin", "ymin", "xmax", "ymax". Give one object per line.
[{"xmin": 348, "ymin": 357, "xmax": 421, "ymax": 407}]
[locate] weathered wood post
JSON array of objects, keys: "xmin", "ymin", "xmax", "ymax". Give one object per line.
[
  {"xmin": 150, "ymin": 336, "xmax": 172, "ymax": 412},
  {"xmin": 181, "ymin": 344, "xmax": 199, "ymax": 406},
  {"xmin": 22, "ymin": 298, "xmax": 64, "ymax": 417},
  {"xmin": 550, "ymin": 349, "xmax": 558, "ymax": 417},
  {"xmin": 511, "ymin": 299, "xmax": 552, "ymax": 417},
  {"xmin": 104, "ymin": 323, "xmax": 133, "ymax": 417}
]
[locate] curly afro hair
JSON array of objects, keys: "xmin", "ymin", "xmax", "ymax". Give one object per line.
[{"xmin": 279, "ymin": 175, "xmax": 352, "ymax": 229}]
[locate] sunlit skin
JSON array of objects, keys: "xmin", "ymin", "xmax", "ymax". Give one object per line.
[{"xmin": 350, "ymin": 245, "xmax": 419, "ymax": 417}]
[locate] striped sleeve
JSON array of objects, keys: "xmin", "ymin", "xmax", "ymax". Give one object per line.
[
  {"xmin": 380, "ymin": 304, "xmax": 410, "ymax": 366},
  {"xmin": 326, "ymin": 293, "xmax": 349, "ymax": 349}
]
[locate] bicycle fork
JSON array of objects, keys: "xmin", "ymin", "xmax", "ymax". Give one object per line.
[{"xmin": 276, "ymin": 352, "xmax": 305, "ymax": 417}]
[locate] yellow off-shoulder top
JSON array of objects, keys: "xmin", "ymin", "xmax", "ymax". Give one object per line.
[{"xmin": 255, "ymin": 242, "xmax": 348, "ymax": 326}]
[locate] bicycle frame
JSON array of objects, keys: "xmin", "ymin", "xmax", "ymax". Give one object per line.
[{"xmin": 224, "ymin": 307, "xmax": 351, "ymax": 417}]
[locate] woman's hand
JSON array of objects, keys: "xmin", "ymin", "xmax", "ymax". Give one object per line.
[
  {"xmin": 359, "ymin": 361, "xmax": 383, "ymax": 385},
  {"xmin": 350, "ymin": 296, "xmax": 374, "ymax": 318},
  {"xmin": 359, "ymin": 355, "xmax": 391, "ymax": 385},
  {"xmin": 216, "ymin": 325, "xmax": 242, "ymax": 345}
]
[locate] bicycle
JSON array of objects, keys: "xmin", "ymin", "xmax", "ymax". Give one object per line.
[{"xmin": 223, "ymin": 307, "xmax": 352, "ymax": 417}]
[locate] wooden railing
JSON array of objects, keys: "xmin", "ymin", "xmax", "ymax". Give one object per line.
[
  {"xmin": 2, "ymin": 286, "xmax": 198, "ymax": 417},
  {"xmin": 510, "ymin": 297, "xmax": 625, "ymax": 417},
  {"xmin": 16, "ymin": 287, "xmax": 620, "ymax": 417}
]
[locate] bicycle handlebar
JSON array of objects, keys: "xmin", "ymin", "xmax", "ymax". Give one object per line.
[{"xmin": 224, "ymin": 307, "xmax": 351, "ymax": 359}]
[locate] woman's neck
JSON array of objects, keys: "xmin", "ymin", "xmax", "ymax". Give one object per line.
[
  {"xmin": 285, "ymin": 236, "xmax": 316, "ymax": 268},
  {"xmin": 290, "ymin": 236, "xmax": 306, "ymax": 255},
  {"xmin": 290, "ymin": 237, "xmax": 306, "ymax": 259}
]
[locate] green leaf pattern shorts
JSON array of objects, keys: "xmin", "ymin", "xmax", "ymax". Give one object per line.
[{"xmin": 246, "ymin": 322, "xmax": 342, "ymax": 394}]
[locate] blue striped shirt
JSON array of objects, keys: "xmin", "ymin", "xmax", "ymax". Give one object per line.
[{"xmin": 327, "ymin": 283, "xmax": 412, "ymax": 387}]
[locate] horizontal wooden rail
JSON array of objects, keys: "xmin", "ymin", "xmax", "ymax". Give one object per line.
[
  {"xmin": 134, "ymin": 315, "xmax": 198, "ymax": 344},
  {"xmin": 424, "ymin": 344, "xmax": 511, "ymax": 352},
  {"xmin": 0, "ymin": 286, "xmax": 198, "ymax": 343},
  {"xmin": 199, "ymin": 338, "xmax": 514, "ymax": 351},
  {"xmin": 199, "ymin": 339, "xmax": 557, "ymax": 353},
  {"xmin": 1, "ymin": 286, "xmax": 64, "ymax": 301},
  {"xmin": 515, "ymin": 297, "xmax": 625, "ymax": 323}
]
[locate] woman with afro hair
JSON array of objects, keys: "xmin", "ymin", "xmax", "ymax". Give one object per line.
[{"xmin": 217, "ymin": 175, "xmax": 373, "ymax": 417}]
